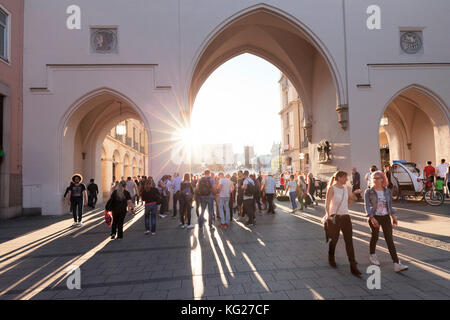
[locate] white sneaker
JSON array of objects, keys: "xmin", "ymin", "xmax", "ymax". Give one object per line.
[
  {"xmin": 145, "ymin": 230, "xmax": 150, "ymax": 235},
  {"xmin": 181, "ymin": 224, "xmax": 186, "ymax": 229},
  {"xmin": 394, "ymin": 262, "xmax": 408, "ymax": 272},
  {"xmin": 151, "ymin": 232, "xmax": 156, "ymax": 235},
  {"xmin": 369, "ymin": 254, "xmax": 381, "ymax": 266},
  {"xmin": 72, "ymin": 222, "xmax": 78, "ymax": 227},
  {"xmin": 187, "ymin": 224, "xmax": 195, "ymax": 229},
  {"xmin": 77, "ymin": 222, "xmax": 83, "ymax": 227},
  {"xmin": 159, "ymin": 214, "xmax": 167, "ymax": 218}
]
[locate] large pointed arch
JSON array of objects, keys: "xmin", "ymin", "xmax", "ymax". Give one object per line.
[
  {"xmin": 58, "ymin": 87, "xmax": 151, "ymax": 199},
  {"xmin": 187, "ymin": 4, "xmax": 345, "ymax": 126},
  {"xmin": 379, "ymin": 83, "xmax": 449, "ymax": 166}
]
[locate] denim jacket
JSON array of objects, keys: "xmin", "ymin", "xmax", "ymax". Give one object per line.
[{"xmin": 364, "ymin": 187, "xmax": 396, "ymax": 217}]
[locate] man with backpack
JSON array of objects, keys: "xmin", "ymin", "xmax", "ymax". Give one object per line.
[
  {"xmin": 242, "ymin": 170, "xmax": 256, "ymax": 227},
  {"xmin": 196, "ymin": 169, "xmax": 216, "ymax": 230}
]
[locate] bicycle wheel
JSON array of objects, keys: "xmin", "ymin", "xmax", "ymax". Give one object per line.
[{"xmin": 424, "ymin": 190, "xmax": 444, "ymax": 206}]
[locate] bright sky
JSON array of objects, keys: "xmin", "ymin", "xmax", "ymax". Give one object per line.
[{"xmin": 190, "ymin": 53, "xmax": 281, "ymax": 155}]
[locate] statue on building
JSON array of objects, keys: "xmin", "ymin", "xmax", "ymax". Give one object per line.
[{"xmin": 317, "ymin": 140, "xmax": 332, "ymax": 162}]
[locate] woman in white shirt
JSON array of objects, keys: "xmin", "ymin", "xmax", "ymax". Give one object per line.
[{"xmin": 325, "ymin": 171, "xmax": 363, "ymax": 276}]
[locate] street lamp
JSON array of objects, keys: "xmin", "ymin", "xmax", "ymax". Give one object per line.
[{"xmin": 299, "ymin": 152, "xmax": 305, "ymax": 175}]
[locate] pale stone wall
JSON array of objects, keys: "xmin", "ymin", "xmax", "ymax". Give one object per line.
[
  {"xmin": 0, "ymin": 0, "xmax": 23, "ymax": 219},
  {"xmin": 21, "ymin": 0, "xmax": 450, "ymax": 215}
]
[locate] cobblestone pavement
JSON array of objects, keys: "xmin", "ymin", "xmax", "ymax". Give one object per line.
[{"xmin": 0, "ymin": 198, "xmax": 449, "ymax": 300}]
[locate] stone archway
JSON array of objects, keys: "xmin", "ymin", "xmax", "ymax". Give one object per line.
[
  {"xmin": 187, "ymin": 6, "xmax": 348, "ymax": 176},
  {"xmin": 188, "ymin": 7, "xmax": 345, "ymax": 127},
  {"xmin": 60, "ymin": 88, "xmax": 150, "ymax": 205},
  {"xmin": 379, "ymin": 85, "xmax": 450, "ymax": 168}
]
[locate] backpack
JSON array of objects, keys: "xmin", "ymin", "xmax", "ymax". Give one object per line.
[
  {"xmin": 198, "ymin": 178, "xmax": 212, "ymax": 196},
  {"xmin": 244, "ymin": 179, "xmax": 255, "ymax": 197}
]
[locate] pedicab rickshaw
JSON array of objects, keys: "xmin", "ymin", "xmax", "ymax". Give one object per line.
[{"xmin": 391, "ymin": 161, "xmax": 444, "ymax": 206}]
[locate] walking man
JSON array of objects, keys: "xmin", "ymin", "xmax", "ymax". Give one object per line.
[
  {"xmin": 262, "ymin": 172, "xmax": 276, "ymax": 214},
  {"xmin": 87, "ymin": 178, "xmax": 99, "ymax": 208},
  {"xmin": 196, "ymin": 170, "xmax": 216, "ymax": 230},
  {"xmin": 67, "ymin": 174, "xmax": 88, "ymax": 227},
  {"xmin": 171, "ymin": 172, "xmax": 182, "ymax": 220},
  {"xmin": 217, "ymin": 172, "xmax": 234, "ymax": 228},
  {"xmin": 242, "ymin": 170, "xmax": 256, "ymax": 227}
]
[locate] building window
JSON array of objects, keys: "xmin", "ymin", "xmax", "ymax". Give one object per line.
[{"xmin": 0, "ymin": 8, "xmax": 8, "ymax": 61}]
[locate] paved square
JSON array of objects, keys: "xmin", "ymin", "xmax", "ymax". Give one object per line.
[{"xmin": 0, "ymin": 199, "xmax": 449, "ymax": 300}]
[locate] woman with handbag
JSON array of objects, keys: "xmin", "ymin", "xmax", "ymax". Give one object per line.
[
  {"xmin": 109, "ymin": 180, "xmax": 134, "ymax": 240},
  {"xmin": 141, "ymin": 177, "xmax": 162, "ymax": 235},
  {"xmin": 364, "ymin": 171, "xmax": 408, "ymax": 272},
  {"xmin": 325, "ymin": 171, "xmax": 363, "ymax": 276}
]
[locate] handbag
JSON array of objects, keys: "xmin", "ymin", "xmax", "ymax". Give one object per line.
[
  {"xmin": 322, "ymin": 186, "xmax": 346, "ymax": 242},
  {"xmin": 104, "ymin": 210, "xmax": 113, "ymax": 227}
]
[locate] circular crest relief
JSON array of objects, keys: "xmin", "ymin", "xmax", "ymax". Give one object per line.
[
  {"xmin": 91, "ymin": 29, "xmax": 118, "ymax": 54},
  {"xmin": 400, "ymin": 32, "xmax": 422, "ymax": 54}
]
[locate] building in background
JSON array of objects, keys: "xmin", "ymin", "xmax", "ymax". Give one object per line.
[
  {"xmin": 244, "ymin": 146, "xmax": 255, "ymax": 167},
  {"xmin": 279, "ymin": 73, "xmax": 309, "ymax": 175},
  {"xmin": 101, "ymin": 119, "xmax": 148, "ymax": 198},
  {"xmin": 192, "ymin": 143, "xmax": 234, "ymax": 169},
  {"xmin": 0, "ymin": 0, "xmax": 23, "ymax": 219}
]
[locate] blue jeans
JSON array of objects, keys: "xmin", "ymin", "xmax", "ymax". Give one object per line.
[
  {"xmin": 199, "ymin": 195, "xmax": 214, "ymax": 228},
  {"xmin": 218, "ymin": 197, "xmax": 230, "ymax": 225},
  {"xmin": 145, "ymin": 203, "xmax": 158, "ymax": 232},
  {"xmin": 289, "ymin": 191, "xmax": 297, "ymax": 210}
]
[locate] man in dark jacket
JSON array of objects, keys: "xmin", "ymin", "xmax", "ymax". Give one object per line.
[{"xmin": 87, "ymin": 179, "xmax": 99, "ymax": 208}]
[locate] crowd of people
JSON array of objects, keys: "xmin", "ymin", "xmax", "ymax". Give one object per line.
[{"xmin": 62, "ymin": 159, "xmax": 449, "ymax": 275}]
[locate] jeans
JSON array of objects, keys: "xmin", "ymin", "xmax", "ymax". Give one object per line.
[
  {"xmin": 328, "ymin": 214, "xmax": 356, "ymax": 263},
  {"xmin": 111, "ymin": 210, "xmax": 126, "ymax": 238},
  {"xmin": 160, "ymin": 195, "xmax": 168, "ymax": 214},
  {"xmin": 199, "ymin": 195, "xmax": 214, "ymax": 228},
  {"xmin": 180, "ymin": 196, "xmax": 192, "ymax": 225},
  {"xmin": 145, "ymin": 203, "xmax": 158, "ymax": 233},
  {"xmin": 218, "ymin": 197, "xmax": 230, "ymax": 225},
  {"xmin": 173, "ymin": 191, "xmax": 180, "ymax": 217},
  {"xmin": 88, "ymin": 194, "xmax": 97, "ymax": 208},
  {"xmin": 243, "ymin": 198, "xmax": 255, "ymax": 224},
  {"xmin": 289, "ymin": 191, "xmax": 297, "ymax": 210},
  {"xmin": 266, "ymin": 193, "xmax": 275, "ymax": 213},
  {"xmin": 369, "ymin": 215, "xmax": 399, "ymax": 263},
  {"xmin": 70, "ymin": 198, "xmax": 83, "ymax": 222}
]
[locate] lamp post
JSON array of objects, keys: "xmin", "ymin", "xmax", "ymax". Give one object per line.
[{"xmin": 299, "ymin": 152, "xmax": 305, "ymax": 175}]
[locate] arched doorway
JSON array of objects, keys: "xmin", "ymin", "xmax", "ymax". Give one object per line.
[
  {"xmin": 60, "ymin": 88, "xmax": 150, "ymax": 204},
  {"xmin": 187, "ymin": 7, "xmax": 348, "ymax": 176},
  {"xmin": 379, "ymin": 85, "xmax": 449, "ymax": 170}
]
